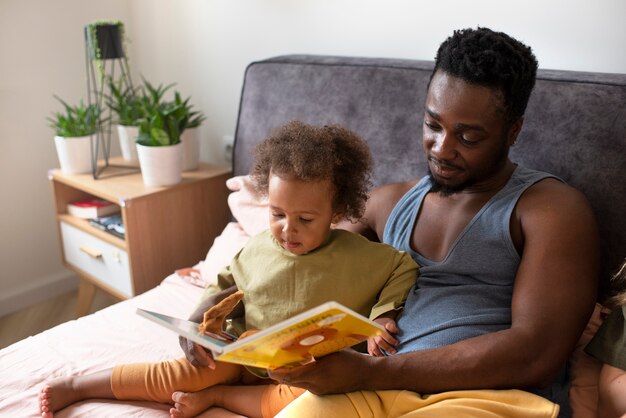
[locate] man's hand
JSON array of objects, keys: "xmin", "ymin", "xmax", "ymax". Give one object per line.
[
  {"xmin": 368, "ymin": 317, "xmax": 399, "ymax": 356},
  {"xmin": 268, "ymin": 349, "xmax": 376, "ymax": 395}
]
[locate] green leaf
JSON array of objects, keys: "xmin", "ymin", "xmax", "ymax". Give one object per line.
[
  {"xmin": 48, "ymin": 96, "xmax": 102, "ymax": 137},
  {"xmin": 151, "ymin": 127, "xmax": 170, "ymax": 146}
]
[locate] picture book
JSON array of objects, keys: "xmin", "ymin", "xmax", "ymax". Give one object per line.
[
  {"xmin": 67, "ymin": 198, "xmax": 120, "ymax": 219},
  {"xmin": 136, "ymin": 301, "xmax": 385, "ymax": 370}
]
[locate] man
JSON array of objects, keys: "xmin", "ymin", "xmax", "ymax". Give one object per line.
[
  {"xmin": 182, "ymin": 28, "xmax": 599, "ymax": 417},
  {"xmin": 266, "ymin": 27, "xmax": 599, "ymax": 417}
]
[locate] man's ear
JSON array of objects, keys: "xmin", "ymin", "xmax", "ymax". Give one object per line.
[{"xmin": 508, "ymin": 117, "xmax": 524, "ymax": 146}]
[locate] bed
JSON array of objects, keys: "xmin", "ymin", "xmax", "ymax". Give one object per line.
[{"xmin": 1, "ymin": 55, "xmax": 625, "ymax": 417}]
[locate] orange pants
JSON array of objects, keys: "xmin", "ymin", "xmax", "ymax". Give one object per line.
[{"xmin": 111, "ymin": 358, "xmax": 305, "ymax": 418}]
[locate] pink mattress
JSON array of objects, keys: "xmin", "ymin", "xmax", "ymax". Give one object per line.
[
  {"xmin": 0, "ymin": 274, "xmax": 210, "ymax": 417},
  {"xmin": 0, "ymin": 179, "xmax": 260, "ymax": 417}
]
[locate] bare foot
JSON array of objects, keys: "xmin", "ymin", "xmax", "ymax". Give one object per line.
[
  {"xmin": 38, "ymin": 377, "xmax": 84, "ymax": 417},
  {"xmin": 170, "ymin": 389, "xmax": 218, "ymax": 418}
]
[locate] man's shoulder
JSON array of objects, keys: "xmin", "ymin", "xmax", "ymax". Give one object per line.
[
  {"xmin": 333, "ymin": 228, "xmax": 393, "ymax": 248},
  {"xmin": 369, "ymin": 179, "xmax": 421, "ymax": 213},
  {"xmin": 332, "ymin": 229, "xmax": 411, "ymax": 260},
  {"xmin": 366, "ymin": 179, "xmax": 422, "ymax": 239},
  {"xmin": 519, "ymin": 176, "xmax": 590, "ymax": 211},
  {"xmin": 516, "ymin": 176, "xmax": 596, "ymax": 233}
]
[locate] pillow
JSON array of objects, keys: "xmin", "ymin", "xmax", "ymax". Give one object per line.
[
  {"xmin": 226, "ymin": 175, "xmax": 269, "ymax": 237},
  {"xmin": 199, "ymin": 222, "xmax": 251, "ymax": 286},
  {"xmin": 178, "ymin": 222, "xmax": 251, "ymax": 288},
  {"xmin": 177, "ymin": 175, "xmax": 268, "ymax": 288}
]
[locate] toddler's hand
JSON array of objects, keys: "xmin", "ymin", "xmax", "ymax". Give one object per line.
[
  {"xmin": 179, "ymin": 337, "xmax": 217, "ymax": 369},
  {"xmin": 368, "ymin": 317, "xmax": 399, "ymax": 356}
]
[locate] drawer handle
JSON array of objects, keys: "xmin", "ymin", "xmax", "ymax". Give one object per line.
[{"xmin": 79, "ymin": 246, "xmax": 103, "ymax": 259}]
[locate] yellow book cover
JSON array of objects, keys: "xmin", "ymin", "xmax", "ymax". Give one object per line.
[{"xmin": 137, "ymin": 301, "xmax": 385, "ymax": 370}]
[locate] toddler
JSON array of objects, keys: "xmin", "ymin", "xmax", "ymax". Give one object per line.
[
  {"xmin": 585, "ymin": 258, "xmax": 626, "ymax": 418},
  {"xmin": 39, "ymin": 120, "xmax": 419, "ymax": 418}
]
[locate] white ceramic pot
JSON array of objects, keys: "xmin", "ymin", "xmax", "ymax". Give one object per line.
[
  {"xmin": 117, "ymin": 125, "xmax": 139, "ymax": 161},
  {"xmin": 54, "ymin": 135, "xmax": 93, "ymax": 174},
  {"xmin": 136, "ymin": 142, "xmax": 183, "ymax": 187},
  {"xmin": 180, "ymin": 128, "xmax": 200, "ymax": 171}
]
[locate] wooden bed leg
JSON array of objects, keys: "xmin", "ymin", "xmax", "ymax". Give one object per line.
[{"xmin": 76, "ymin": 279, "xmax": 96, "ymax": 318}]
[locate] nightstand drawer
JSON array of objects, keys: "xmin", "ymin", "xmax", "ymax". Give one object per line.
[{"xmin": 60, "ymin": 222, "xmax": 133, "ymax": 297}]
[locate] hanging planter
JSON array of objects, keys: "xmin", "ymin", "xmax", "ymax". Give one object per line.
[
  {"xmin": 84, "ymin": 20, "xmax": 127, "ymax": 92},
  {"xmin": 84, "ymin": 20, "xmax": 137, "ymax": 178},
  {"xmin": 85, "ymin": 20, "xmax": 125, "ymax": 61}
]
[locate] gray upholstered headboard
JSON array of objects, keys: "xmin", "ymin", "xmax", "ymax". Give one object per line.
[{"xmin": 231, "ymin": 54, "xmax": 626, "ymax": 298}]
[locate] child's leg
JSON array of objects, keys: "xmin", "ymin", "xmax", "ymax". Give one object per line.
[
  {"xmin": 38, "ymin": 358, "xmax": 242, "ymax": 416},
  {"xmin": 170, "ymin": 385, "xmax": 267, "ymax": 418},
  {"xmin": 180, "ymin": 406, "xmax": 248, "ymax": 418},
  {"xmin": 261, "ymin": 383, "xmax": 307, "ymax": 417},
  {"xmin": 39, "ymin": 369, "xmax": 114, "ymax": 417},
  {"xmin": 169, "ymin": 383, "xmax": 306, "ymax": 418},
  {"xmin": 112, "ymin": 357, "xmax": 242, "ymax": 402}
]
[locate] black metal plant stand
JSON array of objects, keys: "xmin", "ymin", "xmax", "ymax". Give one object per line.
[{"xmin": 84, "ymin": 22, "xmax": 139, "ymax": 179}]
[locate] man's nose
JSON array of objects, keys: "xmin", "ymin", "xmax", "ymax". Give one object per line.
[{"xmin": 431, "ymin": 132, "xmax": 456, "ymax": 160}]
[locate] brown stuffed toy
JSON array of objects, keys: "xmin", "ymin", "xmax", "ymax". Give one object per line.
[{"xmin": 198, "ymin": 290, "xmax": 244, "ymax": 335}]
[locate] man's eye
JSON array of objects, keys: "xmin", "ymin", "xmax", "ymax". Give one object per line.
[
  {"xmin": 300, "ymin": 218, "xmax": 313, "ymax": 223},
  {"xmin": 459, "ymin": 135, "xmax": 480, "ymax": 146},
  {"xmin": 272, "ymin": 213, "xmax": 285, "ymax": 218},
  {"xmin": 424, "ymin": 121, "xmax": 440, "ymax": 131}
]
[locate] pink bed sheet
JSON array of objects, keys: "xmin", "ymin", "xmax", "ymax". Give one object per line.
[{"xmin": 0, "ymin": 274, "xmax": 208, "ymax": 417}]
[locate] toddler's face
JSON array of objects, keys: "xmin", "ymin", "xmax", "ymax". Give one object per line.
[{"xmin": 268, "ymin": 174, "xmax": 339, "ymax": 255}]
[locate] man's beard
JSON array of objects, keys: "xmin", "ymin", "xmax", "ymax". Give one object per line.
[
  {"xmin": 428, "ymin": 171, "xmax": 476, "ymax": 197},
  {"xmin": 427, "ymin": 136, "xmax": 510, "ymax": 197}
]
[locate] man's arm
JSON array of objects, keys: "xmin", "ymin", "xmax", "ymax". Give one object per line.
[
  {"xmin": 271, "ymin": 180, "xmax": 600, "ymax": 395},
  {"xmin": 337, "ymin": 180, "xmax": 416, "ymax": 240}
]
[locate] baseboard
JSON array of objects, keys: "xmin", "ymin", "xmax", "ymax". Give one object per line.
[{"xmin": 0, "ymin": 272, "xmax": 79, "ymax": 317}]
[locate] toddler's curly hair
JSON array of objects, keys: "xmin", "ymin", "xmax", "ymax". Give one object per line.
[
  {"xmin": 251, "ymin": 120, "xmax": 373, "ymax": 222},
  {"xmin": 607, "ymin": 258, "xmax": 626, "ymax": 309}
]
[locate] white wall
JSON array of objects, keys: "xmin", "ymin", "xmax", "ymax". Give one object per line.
[
  {"xmin": 128, "ymin": 0, "xmax": 626, "ymax": 166},
  {"xmin": 1, "ymin": 0, "xmax": 624, "ymax": 316},
  {"xmin": 0, "ymin": 0, "xmax": 131, "ymax": 315}
]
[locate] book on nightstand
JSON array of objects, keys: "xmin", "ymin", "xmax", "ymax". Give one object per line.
[
  {"xmin": 67, "ymin": 198, "xmax": 120, "ymax": 219},
  {"xmin": 137, "ymin": 301, "xmax": 384, "ymax": 370},
  {"xmin": 88, "ymin": 214, "xmax": 125, "ymax": 239}
]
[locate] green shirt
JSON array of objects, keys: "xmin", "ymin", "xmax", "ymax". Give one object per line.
[
  {"xmin": 585, "ymin": 305, "xmax": 626, "ymax": 370},
  {"xmin": 217, "ymin": 229, "xmax": 419, "ymax": 331}
]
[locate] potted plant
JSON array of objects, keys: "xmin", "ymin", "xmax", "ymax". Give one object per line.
[
  {"xmin": 48, "ymin": 96, "xmax": 101, "ymax": 174},
  {"xmin": 135, "ymin": 90, "xmax": 187, "ymax": 186},
  {"xmin": 85, "ymin": 20, "xmax": 126, "ymax": 82},
  {"xmin": 106, "ymin": 78, "xmax": 144, "ymax": 161},
  {"xmin": 174, "ymin": 92, "xmax": 206, "ymax": 171}
]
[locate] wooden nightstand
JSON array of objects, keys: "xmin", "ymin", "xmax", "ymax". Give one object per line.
[{"xmin": 49, "ymin": 161, "xmax": 232, "ymax": 317}]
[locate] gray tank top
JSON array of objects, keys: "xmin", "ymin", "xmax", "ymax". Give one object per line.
[{"xmin": 383, "ymin": 165, "xmax": 571, "ymax": 416}]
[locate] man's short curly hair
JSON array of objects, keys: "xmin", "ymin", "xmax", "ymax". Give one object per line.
[
  {"xmin": 434, "ymin": 27, "xmax": 538, "ymax": 123},
  {"xmin": 251, "ymin": 120, "xmax": 373, "ymax": 221}
]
